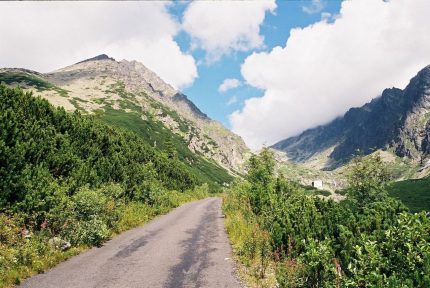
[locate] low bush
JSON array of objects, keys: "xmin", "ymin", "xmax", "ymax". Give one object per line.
[{"xmin": 224, "ymin": 149, "xmax": 430, "ymax": 287}]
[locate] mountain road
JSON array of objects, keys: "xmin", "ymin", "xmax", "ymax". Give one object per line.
[{"xmin": 20, "ymin": 198, "xmax": 241, "ymax": 288}]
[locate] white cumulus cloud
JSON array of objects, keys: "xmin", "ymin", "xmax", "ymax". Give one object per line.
[
  {"xmin": 230, "ymin": 0, "xmax": 430, "ymax": 150},
  {"xmin": 182, "ymin": 0, "xmax": 276, "ymax": 63},
  {"xmin": 219, "ymin": 78, "xmax": 241, "ymax": 93},
  {"xmin": 0, "ymin": 2, "xmax": 197, "ymax": 89}
]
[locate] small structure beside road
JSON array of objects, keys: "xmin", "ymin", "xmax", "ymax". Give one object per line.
[{"xmin": 312, "ymin": 180, "xmax": 323, "ymax": 189}]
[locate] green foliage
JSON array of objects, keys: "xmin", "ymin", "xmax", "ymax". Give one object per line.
[
  {"xmin": 302, "ymin": 185, "xmax": 332, "ymax": 197},
  {"xmin": 113, "ymin": 203, "xmax": 157, "ymax": 233},
  {"xmin": 223, "ymin": 181, "xmax": 278, "ymax": 287},
  {"xmin": 347, "ymin": 153, "xmax": 390, "ymax": 206},
  {"xmin": 65, "ymin": 218, "xmax": 109, "ymax": 247},
  {"xmin": 0, "ymin": 213, "xmax": 84, "ymax": 287},
  {"xmin": 72, "ymin": 187, "xmax": 107, "ymax": 221},
  {"xmin": 0, "ymin": 84, "xmax": 198, "ymax": 208},
  {"xmin": 224, "ymin": 151, "xmax": 430, "ymax": 287},
  {"xmin": 95, "ymin": 106, "xmax": 232, "ymax": 190},
  {"xmin": 298, "ymin": 239, "xmax": 336, "ymax": 287},
  {"xmin": 387, "ymin": 177, "xmax": 430, "ymax": 212},
  {"xmin": 0, "ymin": 84, "xmax": 211, "ymax": 286},
  {"xmin": 164, "ymin": 138, "xmax": 177, "ymax": 160},
  {"xmin": 246, "ymin": 148, "xmax": 276, "ymax": 215}
]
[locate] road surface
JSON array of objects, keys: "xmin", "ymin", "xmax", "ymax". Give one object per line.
[{"xmin": 20, "ymin": 197, "xmax": 241, "ymax": 288}]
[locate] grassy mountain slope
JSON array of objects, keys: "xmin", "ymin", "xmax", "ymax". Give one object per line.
[
  {"xmin": 95, "ymin": 106, "xmax": 232, "ymax": 187},
  {"xmin": 45, "ymin": 55, "xmax": 248, "ymax": 173},
  {"xmin": 0, "ymin": 58, "xmax": 243, "ymax": 188},
  {"xmin": 387, "ymin": 177, "xmax": 430, "ymax": 212}
]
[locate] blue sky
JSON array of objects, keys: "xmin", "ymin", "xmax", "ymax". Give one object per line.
[
  {"xmin": 1, "ymin": 0, "xmax": 429, "ymax": 149},
  {"xmin": 170, "ymin": 1, "xmax": 342, "ymax": 127}
]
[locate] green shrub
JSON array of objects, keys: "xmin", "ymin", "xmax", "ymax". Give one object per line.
[
  {"xmin": 72, "ymin": 187, "xmax": 106, "ymax": 221},
  {"xmin": 0, "ymin": 214, "xmax": 20, "ymax": 245},
  {"xmin": 224, "ymin": 150, "xmax": 430, "ymax": 287},
  {"xmin": 69, "ymin": 218, "xmax": 109, "ymax": 247}
]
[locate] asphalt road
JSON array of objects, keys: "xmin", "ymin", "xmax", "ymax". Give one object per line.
[{"xmin": 20, "ymin": 197, "xmax": 241, "ymax": 288}]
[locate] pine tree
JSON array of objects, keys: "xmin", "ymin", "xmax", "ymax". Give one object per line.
[{"xmin": 165, "ymin": 138, "xmax": 177, "ymax": 160}]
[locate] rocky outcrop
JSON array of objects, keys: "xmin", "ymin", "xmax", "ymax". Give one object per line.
[{"xmin": 76, "ymin": 54, "xmax": 116, "ymax": 64}]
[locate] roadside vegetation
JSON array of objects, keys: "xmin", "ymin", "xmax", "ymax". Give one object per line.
[
  {"xmin": 224, "ymin": 149, "xmax": 430, "ymax": 287},
  {"xmin": 0, "ymin": 85, "xmax": 210, "ymax": 287}
]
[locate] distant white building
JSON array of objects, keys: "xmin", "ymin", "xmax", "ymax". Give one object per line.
[{"xmin": 312, "ymin": 180, "xmax": 323, "ymax": 189}]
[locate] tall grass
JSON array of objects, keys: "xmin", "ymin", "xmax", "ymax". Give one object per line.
[{"xmin": 222, "ymin": 182, "xmax": 276, "ymax": 288}]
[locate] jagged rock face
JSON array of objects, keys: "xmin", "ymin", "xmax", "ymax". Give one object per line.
[
  {"xmin": 76, "ymin": 54, "xmax": 115, "ymax": 64},
  {"xmin": 0, "ymin": 55, "xmax": 249, "ymax": 173},
  {"xmin": 272, "ymin": 65, "xmax": 430, "ymax": 169},
  {"xmin": 394, "ymin": 67, "xmax": 430, "ymax": 159},
  {"xmin": 423, "ymin": 122, "xmax": 430, "ymax": 155}
]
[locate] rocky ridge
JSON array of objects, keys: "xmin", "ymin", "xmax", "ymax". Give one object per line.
[{"xmin": 272, "ymin": 65, "xmax": 430, "ymax": 177}]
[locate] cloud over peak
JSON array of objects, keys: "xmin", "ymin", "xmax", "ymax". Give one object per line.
[
  {"xmin": 231, "ymin": 0, "xmax": 430, "ymax": 150},
  {"xmin": 0, "ymin": 2, "xmax": 197, "ymax": 89}
]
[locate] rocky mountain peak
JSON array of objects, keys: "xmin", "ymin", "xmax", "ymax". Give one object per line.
[
  {"xmin": 76, "ymin": 54, "xmax": 115, "ymax": 64},
  {"xmin": 272, "ymin": 64, "xmax": 430, "ymax": 175},
  {"xmin": 118, "ymin": 59, "xmax": 178, "ymax": 98},
  {"xmin": 52, "ymin": 56, "xmax": 178, "ymax": 100},
  {"xmin": 418, "ymin": 64, "xmax": 430, "ymax": 77}
]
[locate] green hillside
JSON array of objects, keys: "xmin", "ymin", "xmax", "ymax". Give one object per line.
[
  {"xmin": 0, "ymin": 72, "xmax": 233, "ymax": 189},
  {"xmin": 93, "ymin": 85, "xmax": 233, "ymax": 189},
  {"xmin": 0, "ymin": 84, "xmax": 200, "ymax": 208},
  {"xmin": 0, "ymin": 71, "xmax": 68, "ymax": 96},
  {"xmin": 0, "ymin": 84, "xmax": 211, "ymax": 286},
  {"xmin": 388, "ymin": 177, "xmax": 430, "ymax": 212}
]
